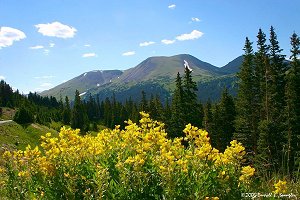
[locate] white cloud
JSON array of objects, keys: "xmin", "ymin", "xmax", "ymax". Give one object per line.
[
  {"xmin": 49, "ymin": 43, "xmax": 55, "ymax": 47},
  {"xmin": 122, "ymin": 51, "xmax": 135, "ymax": 56},
  {"xmin": 191, "ymin": 17, "xmax": 200, "ymax": 22},
  {"xmin": 139, "ymin": 41, "xmax": 155, "ymax": 47},
  {"xmin": 176, "ymin": 30, "xmax": 204, "ymax": 41},
  {"xmin": 84, "ymin": 44, "xmax": 91, "ymax": 47},
  {"xmin": 161, "ymin": 39, "xmax": 175, "ymax": 45},
  {"xmin": 0, "ymin": 27, "xmax": 26, "ymax": 49},
  {"xmin": 29, "ymin": 45, "xmax": 44, "ymax": 50},
  {"xmin": 82, "ymin": 53, "xmax": 97, "ymax": 58},
  {"xmin": 34, "ymin": 75, "xmax": 55, "ymax": 79},
  {"xmin": 35, "ymin": 22, "xmax": 77, "ymax": 38},
  {"xmin": 168, "ymin": 4, "xmax": 176, "ymax": 9},
  {"xmin": 0, "ymin": 75, "xmax": 5, "ymax": 80}
]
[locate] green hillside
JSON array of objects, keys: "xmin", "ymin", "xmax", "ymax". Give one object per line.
[{"xmin": 0, "ymin": 121, "xmax": 57, "ymax": 152}]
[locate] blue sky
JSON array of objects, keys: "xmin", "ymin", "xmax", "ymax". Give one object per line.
[{"xmin": 1, "ymin": 0, "xmax": 300, "ymax": 93}]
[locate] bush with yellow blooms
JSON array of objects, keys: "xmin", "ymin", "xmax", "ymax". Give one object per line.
[{"xmin": 1, "ymin": 112, "xmax": 258, "ymax": 199}]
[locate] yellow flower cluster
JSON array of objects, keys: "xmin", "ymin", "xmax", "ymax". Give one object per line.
[
  {"xmin": 1, "ymin": 112, "xmax": 255, "ymax": 199},
  {"xmin": 273, "ymin": 180, "xmax": 287, "ymax": 194},
  {"xmin": 239, "ymin": 166, "xmax": 255, "ymax": 183}
]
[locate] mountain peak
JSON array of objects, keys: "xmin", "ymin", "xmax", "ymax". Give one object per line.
[{"xmin": 41, "ymin": 54, "xmax": 241, "ymax": 100}]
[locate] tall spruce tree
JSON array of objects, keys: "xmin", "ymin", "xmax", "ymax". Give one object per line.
[
  {"xmin": 234, "ymin": 37, "xmax": 257, "ymax": 154},
  {"xmin": 62, "ymin": 96, "xmax": 71, "ymax": 125},
  {"xmin": 169, "ymin": 72, "xmax": 185, "ymax": 138},
  {"xmin": 139, "ymin": 90, "xmax": 148, "ymax": 113},
  {"xmin": 203, "ymin": 99, "xmax": 213, "ymax": 134},
  {"xmin": 255, "ymin": 29, "xmax": 269, "ymax": 120},
  {"xmin": 71, "ymin": 90, "xmax": 88, "ymax": 132},
  {"xmin": 284, "ymin": 33, "xmax": 300, "ymax": 174},
  {"xmin": 182, "ymin": 65, "xmax": 203, "ymax": 128},
  {"xmin": 257, "ymin": 27, "xmax": 287, "ymax": 173},
  {"xmin": 218, "ymin": 88, "xmax": 236, "ymax": 151}
]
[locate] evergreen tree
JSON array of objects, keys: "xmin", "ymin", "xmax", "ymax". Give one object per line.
[
  {"xmin": 62, "ymin": 96, "xmax": 71, "ymax": 125},
  {"xmin": 139, "ymin": 90, "xmax": 148, "ymax": 112},
  {"xmin": 284, "ymin": 33, "xmax": 300, "ymax": 174},
  {"xmin": 257, "ymin": 27, "xmax": 287, "ymax": 173},
  {"xmin": 218, "ymin": 88, "xmax": 236, "ymax": 151},
  {"xmin": 203, "ymin": 99, "xmax": 213, "ymax": 135},
  {"xmin": 254, "ymin": 28, "xmax": 269, "ymax": 120},
  {"xmin": 103, "ymin": 97, "xmax": 112, "ymax": 128},
  {"xmin": 13, "ymin": 106, "xmax": 34, "ymax": 124},
  {"xmin": 71, "ymin": 90, "xmax": 88, "ymax": 132},
  {"xmin": 169, "ymin": 72, "xmax": 185, "ymax": 138},
  {"xmin": 182, "ymin": 65, "xmax": 203, "ymax": 128},
  {"xmin": 234, "ymin": 37, "xmax": 257, "ymax": 154}
]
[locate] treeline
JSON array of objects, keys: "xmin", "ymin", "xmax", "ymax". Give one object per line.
[{"xmin": 0, "ymin": 80, "xmax": 62, "ymax": 124}]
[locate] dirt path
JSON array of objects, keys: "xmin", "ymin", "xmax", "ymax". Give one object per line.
[{"xmin": 0, "ymin": 120, "xmax": 13, "ymax": 125}]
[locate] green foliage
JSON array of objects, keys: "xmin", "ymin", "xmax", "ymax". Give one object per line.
[
  {"xmin": 234, "ymin": 37, "xmax": 259, "ymax": 154},
  {"xmin": 13, "ymin": 107, "xmax": 34, "ymax": 124},
  {"xmin": 71, "ymin": 90, "xmax": 89, "ymax": 132},
  {"xmin": 62, "ymin": 96, "xmax": 71, "ymax": 125},
  {"xmin": 284, "ymin": 33, "xmax": 300, "ymax": 175},
  {"xmin": 169, "ymin": 72, "xmax": 185, "ymax": 138}
]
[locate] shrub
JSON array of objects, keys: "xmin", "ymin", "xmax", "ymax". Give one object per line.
[{"xmin": 13, "ymin": 107, "xmax": 34, "ymax": 124}]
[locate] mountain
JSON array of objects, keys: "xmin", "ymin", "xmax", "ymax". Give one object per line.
[
  {"xmin": 119, "ymin": 54, "xmax": 225, "ymax": 83},
  {"xmin": 41, "ymin": 54, "xmax": 240, "ymax": 102},
  {"xmin": 40, "ymin": 70, "xmax": 123, "ymax": 98},
  {"xmin": 220, "ymin": 55, "xmax": 244, "ymax": 74}
]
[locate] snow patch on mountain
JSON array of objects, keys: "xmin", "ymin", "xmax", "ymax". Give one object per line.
[{"xmin": 79, "ymin": 92, "xmax": 86, "ymax": 96}]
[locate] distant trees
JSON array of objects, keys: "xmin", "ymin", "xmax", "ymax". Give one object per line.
[
  {"xmin": 62, "ymin": 96, "xmax": 71, "ymax": 125},
  {"xmin": 71, "ymin": 90, "xmax": 89, "ymax": 131}
]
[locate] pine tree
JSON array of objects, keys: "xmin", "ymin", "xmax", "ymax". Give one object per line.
[
  {"xmin": 62, "ymin": 96, "xmax": 71, "ymax": 125},
  {"xmin": 267, "ymin": 26, "xmax": 287, "ymax": 169},
  {"xmin": 218, "ymin": 88, "xmax": 236, "ymax": 151},
  {"xmin": 254, "ymin": 28, "xmax": 269, "ymax": 120},
  {"xmin": 182, "ymin": 65, "xmax": 202, "ymax": 128},
  {"xmin": 13, "ymin": 106, "xmax": 34, "ymax": 124},
  {"xmin": 285, "ymin": 33, "xmax": 300, "ymax": 174},
  {"xmin": 139, "ymin": 90, "xmax": 148, "ymax": 112},
  {"xmin": 203, "ymin": 99, "xmax": 213, "ymax": 136},
  {"xmin": 169, "ymin": 72, "xmax": 185, "ymax": 138},
  {"xmin": 71, "ymin": 90, "xmax": 88, "ymax": 132},
  {"xmin": 234, "ymin": 37, "xmax": 257, "ymax": 154},
  {"xmin": 103, "ymin": 97, "xmax": 112, "ymax": 128},
  {"xmin": 257, "ymin": 27, "xmax": 288, "ymax": 173}
]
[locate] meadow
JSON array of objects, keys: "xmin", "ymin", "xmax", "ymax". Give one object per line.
[{"xmin": 0, "ymin": 113, "xmax": 293, "ymax": 199}]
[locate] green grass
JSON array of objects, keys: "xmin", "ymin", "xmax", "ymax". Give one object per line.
[{"xmin": 0, "ymin": 121, "xmax": 57, "ymax": 152}]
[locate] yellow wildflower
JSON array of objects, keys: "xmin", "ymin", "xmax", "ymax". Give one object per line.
[
  {"xmin": 239, "ymin": 166, "xmax": 255, "ymax": 182},
  {"xmin": 273, "ymin": 180, "xmax": 287, "ymax": 194}
]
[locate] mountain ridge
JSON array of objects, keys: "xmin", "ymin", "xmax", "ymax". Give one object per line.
[{"xmin": 41, "ymin": 54, "xmax": 243, "ymax": 102}]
